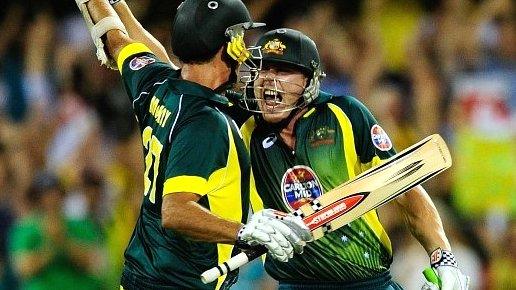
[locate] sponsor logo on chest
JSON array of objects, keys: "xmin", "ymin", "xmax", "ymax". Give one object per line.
[
  {"xmin": 281, "ymin": 165, "xmax": 324, "ymax": 211},
  {"xmin": 262, "ymin": 134, "xmax": 277, "ymax": 149}
]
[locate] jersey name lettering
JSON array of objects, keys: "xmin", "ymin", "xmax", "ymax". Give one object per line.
[{"xmin": 149, "ymin": 96, "xmax": 172, "ymax": 127}]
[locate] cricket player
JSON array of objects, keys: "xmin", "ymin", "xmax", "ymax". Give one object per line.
[
  {"xmin": 73, "ymin": 1, "xmax": 311, "ymax": 289},
  {"xmin": 238, "ymin": 28, "xmax": 470, "ymax": 290}
]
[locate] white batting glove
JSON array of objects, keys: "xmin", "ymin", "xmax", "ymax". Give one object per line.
[
  {"xmin": 422, "ymin": 248, "xmax": 470, "ymax": 290},
  {"xmin": 259, "ymin": 209, "xmax": 312, "ymax": 253},
  {"xmin": 237, "ymin": 209, "xmax": 310, "ymax": 262}
]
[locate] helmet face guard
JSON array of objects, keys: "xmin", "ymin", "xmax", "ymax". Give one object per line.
[
  {"xmin": 238, "ymin": 74, "xmax": 306, "ymax": 114},
  {"xmin": 238, "ymin": 62, "xmax": 325, "ymax": 114},
  {"xmin": 225, "ymin": 22, "xmax": 264, "ymax": 81},
  {"xmin": 237, "ymin": 28, "xmax": 325, "ymax": 114}
]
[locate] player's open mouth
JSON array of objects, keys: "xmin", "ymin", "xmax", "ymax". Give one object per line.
[{"xmin": 263, "ymin": 89, "xmax": 282, "ymax": 107}]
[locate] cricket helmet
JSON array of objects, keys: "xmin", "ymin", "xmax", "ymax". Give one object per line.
[
  {"xmin": 240, "ymin": 28, "xmax": 325, "ymax": 113},
  {"xmin": 171, "ymin": 0, "xmax": 264, "ymax": 64},
  {"xmin": 258, "ymin": 28, "xmax": 321, "ymax": 77}
]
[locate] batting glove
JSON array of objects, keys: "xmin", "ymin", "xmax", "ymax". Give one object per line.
[
  {"xmin": 258, "ymin": 209, "xmax": 312, "ymax": 253},
  {"xmin": 237, "ymin": 209, "xmax": 310, "ymax": 262},
  {"xmin": 422, "ymin": 248, "xmax": 470, "ymax": 290}
]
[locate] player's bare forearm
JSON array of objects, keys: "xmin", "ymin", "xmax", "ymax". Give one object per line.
[
  {"xmin": 85, "ymin": 0, "xmax": 133, "ymax": 61},
  {"xmin": 394, "ymin": 185, "xmax": 451, "ymax": 254},
  {"xmin": 111, "ymin": 0, "xmax": 176, "ymax": 66},
  {"xmin": 162, "ymin": 192, "xmax": 242, "ymax": 244}
]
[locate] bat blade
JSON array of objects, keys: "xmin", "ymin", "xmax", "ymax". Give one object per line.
[
  {"xmin": 300, "ymin": 134, "xmax": 451, "ymax": 239},
  {"xmin": 201, "ymin": 134, "xmax": 451, "ymax": 284}
]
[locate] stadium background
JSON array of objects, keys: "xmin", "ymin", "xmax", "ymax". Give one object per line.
[{"xmin": 0, "ymin": 0, "xmax": 513, "ymax": 289}]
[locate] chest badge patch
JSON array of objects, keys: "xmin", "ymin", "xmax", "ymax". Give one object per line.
[
  {"xmin": 308, "ymin": 126, "xmax": 335, "ymax": 147},
  {"xmin": 371, "ymin": 124, "xmax": 392, "ymax": 151},
  {"xmin": 129, "ymin": 55, "xmax": 156, "ymax": 71},
  {"xmin": 281, "ymin": 165, "xmax": 324, "ymax": 211}
]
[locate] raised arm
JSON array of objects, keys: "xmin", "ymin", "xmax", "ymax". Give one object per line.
[
  {"xmin": 77, "ymin": 0, "xmax": 133, "ymax": 68},
  {"xmin": 110, "ymin": 0, "xmax": 177, "ymax": 68}
]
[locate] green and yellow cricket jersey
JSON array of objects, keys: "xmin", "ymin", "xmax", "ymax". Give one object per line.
[
  {"xmin": 241, "ymin": 92, "xmax": 396, "ymax": 282},
  {"xmin": 116, "ymin": 43, "xmax": 250, "ymax": 290}
]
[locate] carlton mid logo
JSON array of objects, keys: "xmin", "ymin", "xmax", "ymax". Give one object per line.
[{"xmin": 282, "ymin": 166, "xmax": 324, "ymax": 211}]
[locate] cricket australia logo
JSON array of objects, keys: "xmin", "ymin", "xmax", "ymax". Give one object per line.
[
  {"xmin": 262, "ymin": 38, "xmax": 286, "ymax": 55},
  {"xmin": 281, "ymin": 166, "xmax": 324, "ymax": 211}
]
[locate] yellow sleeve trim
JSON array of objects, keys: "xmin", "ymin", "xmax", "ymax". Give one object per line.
[
  {"xmin": 117, "ymin": 43, "xmax": 152, "ymax": 72},
  {"xmin": 240, "ymin": 116, "xmax": 256, "ymax": 150},
  {"xmin": 249, "ymin": 168, "xmax": 264, "ymax": 213},
  {"xmin": 163, "ymin": 176, "xmax": 209, "ymax": 196}
]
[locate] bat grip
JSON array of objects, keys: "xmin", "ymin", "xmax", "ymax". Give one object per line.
[
  {"xmin": 201, "ymin": 246, "xmax": 267, "ymax": 284},
  {"xmin": 423, "ymin": 267, "xmax": 442, "ymax": 289}
]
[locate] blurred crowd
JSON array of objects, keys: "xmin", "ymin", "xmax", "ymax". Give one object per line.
[{"xmin": 0, "ymin": 0, "xmax": 514, "ymax": 289}]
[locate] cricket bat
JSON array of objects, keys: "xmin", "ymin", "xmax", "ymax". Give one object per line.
[{"xmin": 201, "ymin": 134, "xmax": 452, "ymax": 284}]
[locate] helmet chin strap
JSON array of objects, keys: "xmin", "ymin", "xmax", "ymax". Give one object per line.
[
  {"xmin": 215, "ymin": 46, "xmax": 239, "ymax": 94},
  {"xmin": 256, "ymin": 97, "xmax": 306, "ymax": 131}
]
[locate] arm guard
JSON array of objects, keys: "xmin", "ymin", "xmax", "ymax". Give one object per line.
[{"xmin": 76, "ymin": 0, "xmax": 127, "ymax": 69}]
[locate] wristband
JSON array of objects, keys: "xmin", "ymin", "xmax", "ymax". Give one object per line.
[
  {"xmin": 234, "ymin": 225, "xmax": 251, "ymax": 249},
  {"xmin": 109, "ymin": 0, "xmax": 122, "ymax": 5},
  {"xmin": 430, "ymin": 247, "xmax": 458, "ymax": 268}
]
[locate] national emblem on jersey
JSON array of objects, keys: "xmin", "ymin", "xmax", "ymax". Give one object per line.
[
  {"xmin": 308, "ymin": 126, "xmax": 335, "ymax": 147},
  {"xmin": 370, "ymin": 124, "xmax": 392, "ymax": 151},
  {"xmin": 129, "ymin": 55, "xmax": 156, "ymax": 70},
  {"xmin": 281, "ymin": 166, "xmax": 324, "ymax": 211},
  {"xmin": 262, "ymin": 38, "xmax": 286, "ymax": 55}
]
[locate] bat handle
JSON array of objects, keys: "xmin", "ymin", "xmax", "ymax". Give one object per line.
[
  {"xmin": 423, "ymin": 267, "xmax": 442, "ymax": 289},
  {"xmin": 201, "ymin": 246, "xmax": 267, "ymax": 284}
]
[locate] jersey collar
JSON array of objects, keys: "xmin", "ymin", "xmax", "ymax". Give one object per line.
[
  {"xmin": 167, "ymin": 74, "xmax": 229, "ymax": 105},
  {"xmin": 311, "ymin": 91, "xmax": 334, "ymax": 105}
]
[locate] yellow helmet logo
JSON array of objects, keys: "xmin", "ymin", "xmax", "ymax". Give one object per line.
[{"xmin": 262, "ymin": 38, "xmax": 286, "ymax": 55}]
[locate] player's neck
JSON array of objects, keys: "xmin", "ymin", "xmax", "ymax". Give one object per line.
[
  {"xmin": 279, "ymin": 108, "xmax": 308, "ymax": 150},
  {"xmin": 180, "ymin": 50, "xmax": 230, "ymax": 91}
]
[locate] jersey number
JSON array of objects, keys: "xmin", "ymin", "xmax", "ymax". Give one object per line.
[{"xmin": 142, "ymin": 126, "xmax": 163, "ymax": 204}]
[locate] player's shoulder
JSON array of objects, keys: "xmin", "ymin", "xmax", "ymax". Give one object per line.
[
  {"xmin": 323, "ymin": 93, "xmax": 368, "ymax": 112},
  {"xmin": 314, "ymin": 92, "xmax": 377, "ymax": 132},
  {"xmin": 182, "ymin": 104, "xmax": 232, "ymax": 134}
]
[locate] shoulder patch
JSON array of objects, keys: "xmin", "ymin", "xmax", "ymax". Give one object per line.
[
  {"xmin": 129, "ymin": 55, "xmax": 156, "ymax": 71},
  {"xmin": 370, "ymin": 124, "xmax": 392, "ymax": 151}
]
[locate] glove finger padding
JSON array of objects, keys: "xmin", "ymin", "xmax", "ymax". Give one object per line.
[
  {"xmin": 238, "ymin": 214, "xmax": 295, "ymax": 262},
  {"xmin": 266, "ymin": 217, "xmax": 305, "ymax": 254},
  {"xmin": 259, "ymin": 209, "xmax": 312, "ymax": 253},
  {"xmin": 436, "ymin": 266, "xmax": 470, "ymax": 290}
]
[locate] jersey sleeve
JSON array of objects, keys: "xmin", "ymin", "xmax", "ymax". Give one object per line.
[
  {"xmin": 116, "ymin": 43, "xmax": 176, "ymax": 112},
  {"xmin": 163, "ymin": 114, "xmax": 230, "ymax": 196},
  {"xmin": 336, "ymin": 96, "xmax": 397, "ymax": 170}
]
